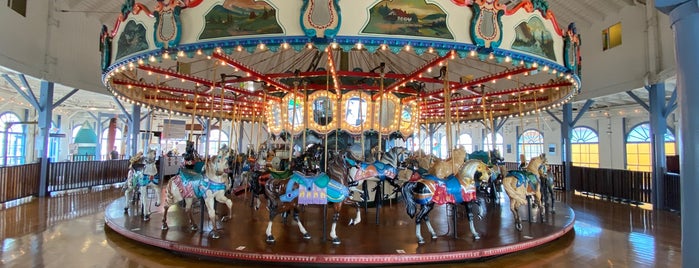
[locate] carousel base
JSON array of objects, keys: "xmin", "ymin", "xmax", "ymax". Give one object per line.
[{"xmin": 105, "ymin": 195, "xmax": 575, "ymax": 266}]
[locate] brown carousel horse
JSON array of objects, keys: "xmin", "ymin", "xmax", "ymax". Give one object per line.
[
  {"xmin": 263, "ymin": 156, "xmax": 361, "ymax": 245},
  {"xmin": 402, "ymin": 159, "xmax": 492, "ymax": 244},
  {"xmin": 502, "ymin": 153, "xmax": 549, "ymax": 231}
]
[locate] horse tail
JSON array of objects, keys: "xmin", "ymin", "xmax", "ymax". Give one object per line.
[
  {"xmin": 402, "ymin": 181, "xmax": 418, "ymax": 219},
  {"xmin": 502, "ymin": 175, "xmax": 527, "ymax": 206}
]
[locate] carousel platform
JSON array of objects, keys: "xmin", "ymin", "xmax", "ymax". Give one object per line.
[{"xmin": 105, "ymin": 194, "xmax": 575, "ymax": 266}]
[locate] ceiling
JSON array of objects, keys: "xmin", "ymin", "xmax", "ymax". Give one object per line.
[{"xmin": 0, "ymin": 0, "xmax": 670, "ymax": 123}]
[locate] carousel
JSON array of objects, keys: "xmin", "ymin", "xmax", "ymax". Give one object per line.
[{"xmin": 103, "ymin": 0, "xmax": 578, "ymax": 265}]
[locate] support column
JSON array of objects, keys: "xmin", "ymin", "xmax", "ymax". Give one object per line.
[
  {"xmin": 648, "ymin": 83, "xmax": 667, "ymax": 209},
  {"xmin": 562, "ymin": 103, "xmax": 573, "ymax": 191},
  {"xmin": 130, "ymin": 105, "xmax": 141, "ymax": 156},
  {"xmin": 37, "ymin": 81, "xmax": 54, "ymax": 197},
  {"xmin": 656, "ymin": 1, "xmax": 699, "ymax": 267},
  {"xmin": 203, "ymin": 119, "xmax": 211, "ymax": 156}
]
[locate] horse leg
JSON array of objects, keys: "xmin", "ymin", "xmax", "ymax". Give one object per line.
[
  {"xmin": 414, "ymin": 203, "xmax": 434, "ymax": 244},
  {"xmin": 124, "ymin": 186, "xmax": 132, "ymax": 213},
  {"xmin": 185, "ymin": 198, "xmax": 198, "ymax": 231},
  {"xmin": 205, "ymin": 198, "xmax": 220, "ymax": 239},
  {"xmin": 265, "ymin": 198, "xmax": 280, "ymax": 243},
  {"xmin": 330, "ymin": 203, "xmax": 341, "ymax": 244},
  {"xmin": 466, "ymin": 201, "xmax": 481, "ymax": 240},
  {"xmin": 418, "ymin": 203, "xmax": 437, "ymax": 239},
  {"xmin": 348, "ymin": 200, "xmax": 361, "ymax": 226},
  {"xmin": 215, "ymin": 193, "xmax": 233, "ymax": 222},
  {"xmin": 140, "ymin": 186, "xmax": 150, "ymax": 221},
  {"xmin": 386, "ymin": 178, "xmax": 401, "ymax": 199},
  {"xmin": 153, "ymin": 184, "xmax": 161, "ymax": 207},
  {"xmin": 161, "ymin": 204, "xmax": 170, "ymax": 230},
  {"xmin": 293, "ymin": 207, "xmax": 311, "ymax": 240},
  {"xmin": 512, "ymin": 202, "xmax": 522, "ymax": 231}
]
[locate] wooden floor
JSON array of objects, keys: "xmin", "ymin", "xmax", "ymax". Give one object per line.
[{"xmin": 0, "ymin": 187, "xmax": 682, "ymax": 267}]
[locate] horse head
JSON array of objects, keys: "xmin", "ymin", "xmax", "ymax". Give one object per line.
[
  {"xmin": 383, "ymin": 147, "xmax": 410, "ymax": 168},
  {"xmin": 526, "ymin": 153, "xmax": 548, "ymax": 178},
  {"xmin": 456, "ymin": 159, "xmax": 492, "ymax": 188},
  {"xmin": 204, "ymin": 155, "xmax": 228, "ymax": 182}
]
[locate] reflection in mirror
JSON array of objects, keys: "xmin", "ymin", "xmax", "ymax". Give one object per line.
[
  {"xmin": 400, "ymin": 105, "xmax": 412, "ymax": 129},
  {"xmin": 313, "ymin": 97, "xmax": 333, "ymax": 126},
  {"xmin": 287, "ymin": 98, "xmax": 303, "ymax": 126},
  {"xmin": 345, "ymin": 97, "xmax": 367, "ymax": 127},
  {"xmin": 272, "ymin": 104, "xmax": 282, "ymax": 127},
  {"xmin": 379, "ymin": 100, "xmax": 396, "ymax": 128}
]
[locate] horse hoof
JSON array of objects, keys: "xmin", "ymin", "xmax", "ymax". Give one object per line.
[
  {"xmin": 143, "ymin": 215, "xmax": 150, "ymax": 222},
  {"xmin": 473, "ymin": 234, "xmax": 481, "ymax": 240},
  {"xmin": 331, "ymin": 238, "xmax": 341, "ymax": 245},
  {"xmin": 302, "ymin": 233, "xmax": 312, "ymax": 240},
  {"xmin": 211, "ymin": 232, "xmax": 221, "ymax": 239},
  {"xmin": 190, "ymin": 225, "xmax": 198, "ymax": 231},
  {"xmin": 155, "ymin": 202, "xmax": 161, "ymax": 207},
  {"xmin": 431, "ymin": 234, "xmax": 438, "ymax": 239},
  {"xmin": 161, "ymin": 224, "xmax": 169, "ymax": 230},
  {"xmin": 417, "ymin": 239, "xmax": 425, "ymax": 244},
  {"xmin": 266, "ymin": 236, "xmax": 276, "ymax": 243}
]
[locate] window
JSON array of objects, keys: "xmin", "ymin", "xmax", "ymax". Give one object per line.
[
  {"xmin": 571, "ymin": 127, "xmax": 599, "ymax": 168},
  {"xmin": 206, "ymin": 129, "xmax": 229, "ymax": 156},
  {"xmin": 48, "ymin": 123, "xmax": 61, "ymax": 161},
  {"xmin": 602, "ymin": 22, "xmax": 622, "ymax": 51},
  {"xmin": 101, "ymin": 128, "xmax": 123, "ymax": 158},
  {"xmin": 457, "ymin": 133, "xmax": 473, "ymax": 154},
  {"xmin": 626, "ymin": 123, "xmax": 676, "ymax": 172},
  {"xmin": 518, "ymin": 130, "xmax": 543, "ymax": 162},
  {"xmin": 0, "ymin": 112, "xmax": 26, "ymax": 165},
  {"xmin": 344, "ymin": 97, "xmax": 367, "ymax": 126},
  {"xmin": 7, "ymin": 0, "xmax": 27, "ymax": 17},
  {"xmin": 483, "ymin": 132, "xmax": 504, "ymax": 155}
]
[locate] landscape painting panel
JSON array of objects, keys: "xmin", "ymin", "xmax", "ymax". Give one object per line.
[
  {"xmin": 362, "ymin": 0, "xmax": 453, "ymax": 39},
  {"xmin": 199, "ymin": 0, "xmax": 283, "ymax": 40}
]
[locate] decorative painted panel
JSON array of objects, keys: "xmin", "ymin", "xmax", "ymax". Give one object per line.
[
  {"xmin": 200, "ymin": 0, "xmax": 283, "ymax": 40},
  {"xmin": 362, "ymin": 0, "xmax": 453, "ymax": 39},
  {"xmin": 116, "ymin": 20, "xmax": 149, "ymax": 59},
  {"xmin": 511, "ymin": 16, "xmax": 556, "ymax": 61}
]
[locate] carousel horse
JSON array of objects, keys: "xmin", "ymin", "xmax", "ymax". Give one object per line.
[
  {"xmin": 123, "ymin": 152, "xmax": 144, "ymax": 213},
  {"xmin": 401, "ymin": 159, "xmax": 492, "ymax": 244},
  {"xmin": 502, "ymin": 153, "xmax": 548, "ymax": 231},
  {"xmin": 123, "ymin": 150, "xmax": 162, "ymax": 221},
  {"xmin": 161, "ymin": 149, "xmax": 233, "ymax": 238},
  {"xmin": 344, "ymin": 146, "xmax": 410, "ymax": 200},
  {"xmin": 468, "ymin": 149, "xmax": 506, "ymax": 205},
  {"xmin": 428, "ymin": 147, "xmax": 467, "ymax": 179},
  {"xmin": 263, "ymin": 169, "xmax": 361, "ymax": 245},
  {"xmin": 540, "ymin": 166, "xmax": 556, "ymax": 214}
]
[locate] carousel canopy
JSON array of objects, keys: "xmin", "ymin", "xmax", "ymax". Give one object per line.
[{"xmin": 101, "ymin": 0, "xmax": 581, "ymax": 136}]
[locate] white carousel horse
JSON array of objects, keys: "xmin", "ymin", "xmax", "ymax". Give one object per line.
[
  {"xmin": 161, "ymin": 150, "xmax": 233, "ymax": 238},
  {"xmin": 402, "ymin": 160, "xmax": 491, "ymax": 244},
  {"xmin": 502, "ymin": 153, "xmax": 548, "ymax": 231},
  {"xmin": 123, "ymin": 150, "xmax": 161, "ymax": 221}
]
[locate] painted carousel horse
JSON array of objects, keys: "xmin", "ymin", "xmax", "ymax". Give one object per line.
[
  {"xmin": 123, "ymin": 152, "xmax": 144, "ymax": 213},
  {"xmin": 402, "ymin": 159, "xmax": 492, "ymax": 244},
  {"xmin": 468, "ymin": 149, "xmax": 506, "ymax": 205},
  {"xmin": 161, "ymin": 152, "xmax": 233, "ymax": 238},
  {"xmin": 540, "ymin": 165, "xmax": 556, "ymax": 214},
  {"xmin": 344, "ymin": 146, "xmax": 410, "ymax": 200},
  {"xmin": 263, "ymin": 169, "xmax": 360, "ymax": 245},
  {"xmin": 502, "ymin": 153, "xmax": 548, "ymax": 231},
  {"xmin": 123, "ymin": 150, "xmax": 162, "ymax": 221}
]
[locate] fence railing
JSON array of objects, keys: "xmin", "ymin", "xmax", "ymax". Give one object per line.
[
  {"xmin": 0, "ymin": 163, "xmax": 41, "ymax": 203},
  {"xmin": 664, "ymin": 173, "xmax": 680, "ymax": 211},
  {"xmin": 48, "ymin": 160, "xmax": 129, "ymax": 192}
]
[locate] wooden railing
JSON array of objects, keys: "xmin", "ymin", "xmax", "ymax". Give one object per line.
[
  {"xmin": 664, "ymin": 173, "xmax": 680, "ymax": 211},
  {"xmin": 569, "ymin": 166, "xmax": 653, "ymax": 205},
  {"xmin": 48, "ymin": 160, "xmax": 129, "ymax": 192},
  {"xmin": 0, "ymin": 163, "xmax": 41, "ymax": 203}
]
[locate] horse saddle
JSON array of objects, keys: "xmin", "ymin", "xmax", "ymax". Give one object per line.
[
  {"xmin": 420, "ymin": 174, "xmax": 475, "ymax": 204},
  {"xmin": 280, "ymin": 172, "xmax": 331, "ymax": 203},
  {"xmin": 507, "ymin": 170, "xmax": 539, "ymax": 191},
  {"xmin": 137, "ymin": 174, "xmax": 159, "ymax": 186},
  {"xmin": 290, "ymin": 171, "xmax": 330, "ymax": 189},
  {"xmin": 269, "ymin": 169, "xmax": 293, "ymax": 180},
  {"xmin": 179, "ymin": 168, "xmax": 203, "ymax": 182}
]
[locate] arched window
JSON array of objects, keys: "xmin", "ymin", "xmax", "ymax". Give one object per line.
[
  {"xmin": 48, "ymin": 122, "xmax": 61, "ymax": 161},
  {"xmin": 483, "ymin": 132, "xmax": 504, "ymax": 155},
  {"xmin": 207, "ymin": 129, "xmax": 230, "ymax": 156},
  {"xmin": 571, "ymin": 126, "xmax": 599, "ymax": 168},
  {"xmin": 626, "ymin": 123, "xmax": 676, "ymax": 171},
  {"xmin": 518, "ymin": 129, "xmax": 544, "ymax": 162},
  {"xmin": 0, "ymin": 112, "xmax": 26, "ymax": 165},
  {"xmin": 101, "ymin": 128, "xmax": 123, "ymax": 158},
  {"xmin": 457, "ymin": 133, "xmax": 473, "ymax": 154}
]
